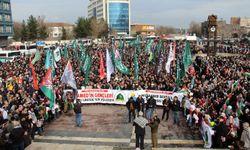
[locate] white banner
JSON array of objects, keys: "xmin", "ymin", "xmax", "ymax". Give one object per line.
[{"xmin": 64, "ymin": 89, "xmax": 184, "ymax": 106}]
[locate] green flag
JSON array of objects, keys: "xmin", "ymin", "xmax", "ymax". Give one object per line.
[
  {"xmin": 72, "ymin": 40, "xmax": 79, "ymax": 59},
  {"xmin": 243, "ymin": 72, "xmax": 250, "ymax": 76},
  {"xmin": 183, "ymin": 40, "xmax": 192, "ymax": 72},
  {"xmin": 31, "ymin": 49, "xmax": 41, "ymax": 64},
  {"xmin": 156, "ymin": 40, "xmax": 162, "ymax": 58},
  {"xmin": 82, "ymin": 54, "xmax": 92, "ymax": 86},
  {"xmin": 40, "ymin": 68, "xmax": 54, "ymax": 108},
  {"xmin": 176, "ymin": 59, "xmax": 181, "ymax": 88},
  {"xmin": 110, "ymin": 39, "xmax": 130, "ymax": 75},
  {"xmin": 119, "ymin": 37, "xmax": 123, "ymax": 49},
  {"xmin": 72, "ymin": 39, "xmax": 77, "ymax": 50},
  {"xmin": 146, "ymin": 39, "xmax": 153, "ymax": 53},
  {"xmin": 190, "ymin": 76, "xmax": 195, "ymax": 89},
  {"xmin": 231, "ymin": 81, "xmax": 239, "ymax": 92},
  {"xmin": 149, "ymin": 51, "xmax": 153, "ymax": 62},
  {"xmin": 136, "ymin": 35, "xmax": 141, "ymax": 53},
  {"xmin": 63, "ymin": 45, "xmax": 68, "ymax": 59},
  {"xmin": 111, "ymin": 49, "xmax": 130, "ymax": 75},
  {"xmin": 134, "ymin": 47, "xmax": 139, "ymax": 80},
  {"xmin": 119, "ymin": 37, "xmax": 124, "ymax": 60},
  {"xmin": 79, "ymin": 41, "xmax": 86, "ymax": 62},
  {"xmin": 237, "ymin": 100, "xmax": 244, "ymax": 116}
]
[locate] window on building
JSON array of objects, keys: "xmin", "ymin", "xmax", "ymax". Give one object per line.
[
  {"xmin": 3, "ymin": 3, "xmax": 10, "ymax": 10},
  {"xmin": 0, "ymin": 26, "xmax": 4, "ymax": 33},
  {"xmin": 0, "ymin": 15, "xmax": 3, "ymax": 21},
  {"xmin": 6, "ymin": 26, "xmax": 12, "ymax": 33},
  {"xmin": 4, "ymin": 14, "xmax": 11, "ymax": 22}
]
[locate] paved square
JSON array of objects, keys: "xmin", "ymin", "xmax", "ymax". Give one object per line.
[{"xmin": 31, "ymin": 105, "xmax": 202, "ymax": 149}]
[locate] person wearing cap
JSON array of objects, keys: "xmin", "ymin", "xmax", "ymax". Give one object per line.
[
  {"xmin": 148, "ymin": 112, "xmax": 160, "ymax": 148},
  {"xmin": 133, "ymin": 111, "xmax": 147, "ymax": 150}
]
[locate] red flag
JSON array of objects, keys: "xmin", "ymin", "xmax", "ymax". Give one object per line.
[
  {"xmin": 29, "ymin": 63, "xmax": 39, "ymax": 90},
  {"xmin": 99, "ymin": 51, "xmax": 105, "ymax": 80}
]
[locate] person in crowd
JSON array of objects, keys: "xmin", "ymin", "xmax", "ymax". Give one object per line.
[
  {"xmin": 162, "ymin": 97, "xmax": 171, "ymax": 121},
  {"xmin": 126, "ymin": 96, "xmax": 136, "ymax": 123},
  {"xmin": 146, "ymin": 96, "xmax": 156, "ymax": 120},
  {"xmin": 214, "ymin": 116, "xmax": 228, "ymax": 148},
  {"xmin": 240, "ymin": 122, "xmax": 250, "ymax": 149},
  {"xmin": 171, "ymin": 96, "xmax": 181, "ymax": 126},
  {"xmin": 0, "ymin": 39, "xmax": 249, "ymax": 149},
  {"xmin": 9, "ymin": 117, "xmax": 25, "ymax": 150},
  {"xmin": 133, "ymin": 111, "xmax": 147, "ymax": 150},
  {"xmin": 148, "ymin": 112, "xmax": 160, "ymax": 148},
  {"xmin": 74, "ymin": 99, "xmax": 83, "ymax": 127},
  {"xmin": 135, "ymin": 95, "xmax": 145, "ymax": 115}
]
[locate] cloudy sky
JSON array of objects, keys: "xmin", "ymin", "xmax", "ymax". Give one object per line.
[{"xmin": 12, "ymin": 0, "xmax": 249, "ymax": 28}]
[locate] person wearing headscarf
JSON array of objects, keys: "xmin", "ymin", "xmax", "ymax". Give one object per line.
[{"xmin": 240, "ymin": 122, "xmax": 250, "ymax": 149}]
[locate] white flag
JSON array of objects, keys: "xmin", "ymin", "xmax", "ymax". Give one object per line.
[
  {"xmin": 165, "ymin": 43, "xmax": 174, "ymax": 73},
  {"xmin": 106, "ymin": 49, "xmax": 114, "ymax": 82},
  {"xmin": 61, "ymin": 61, "xmax": 77, "ymax": 89},
  {"xmin": 54, "ymin": 47, "xmax": 61, "ymax": 62}
]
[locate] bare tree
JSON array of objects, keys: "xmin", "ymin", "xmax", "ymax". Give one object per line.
[
  {"xmin": 188, "ymin": 21, "xmax": 201, "ymax": 37},
  {"xmin": 155, "ymin": 26, "xmax": 176, "ymax": 36},
  {"xmin": 13, "ymin": 21, "xmax": 22, "ymax": 41},
  {"xmin": 90, "ymin": 18, "xmax": 108, "ymax": 38}
]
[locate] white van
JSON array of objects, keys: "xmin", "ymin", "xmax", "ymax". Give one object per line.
[{"xmin": 0, "ymin": 50, "xmax": 21, "ymax": 62}]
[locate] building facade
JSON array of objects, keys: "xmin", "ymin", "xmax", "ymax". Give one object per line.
[
  {"xmin": 201, "ymin": 19, "xmax": 246, "ymax": 39},
  {"xmin": 0, "ymin": 0, "xmax": 13, "ymax": 47},
  {"xmin": 230, "ymin": 17, "xmax": 240, "ymax": 25},
  {"xmin": 46, "ymin": 22, "xmax": 74, "ymax": 40},
  {"xmin": 88, "ymin": 0, "xmax": 130, "ymax": 35},
  {"xmin": 240, "ymin": 17, "xmax": 250, "ymax": 33},
  {"xmin": 131, "ymin": 24, "xmax": 155, "ymax": 36}
]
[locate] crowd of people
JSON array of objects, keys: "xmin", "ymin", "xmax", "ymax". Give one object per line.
[{"xmin": 0, "ymin": 39, "xmax": 249, "ymax": 149}]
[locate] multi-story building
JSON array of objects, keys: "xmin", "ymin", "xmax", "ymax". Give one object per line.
[
  {"xmin": 230, "ymin": 17, "xmax": 240, "ymax": 25},
  {"xmin": 46, "ymin": 22, "xmax": 74, "ymax": 40},
  {"xmin": 88, "ymin": 0, "xmax": 130, "ymax": 35},
  {"xmin": 131, "ymin": 24, "xmax": 155, "ymax": 36},
  {"xmin": 0, "ymin": 0, "xmax": 13, "ymax": 47},
  {"xmin": 240, "ymin": 17, "xmax": 250, "ymax": 33}
]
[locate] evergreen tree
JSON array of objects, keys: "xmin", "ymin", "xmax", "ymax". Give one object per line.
[
  {"xmin": 27, "ymin": 15, "xmax": 38, "ymax": 41},
  {"xmin": 74, "ymin": 17, "xmax": 91, "ymax": 38},
  {"xmin": 38, "ymin": 25, "xmax": 48, "ymax": 40},
  {"xmin": 20, "ymin": 20, "xmax": 28, "ymax": 42},
  {"xmin": 61, "ymin": 27, "xmax": 67, "ymax": 40}
]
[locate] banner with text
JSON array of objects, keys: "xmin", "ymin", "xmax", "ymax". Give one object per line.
[{"xmin": 64, "ymin": 89, "xmax": 184, "ymax": 106}]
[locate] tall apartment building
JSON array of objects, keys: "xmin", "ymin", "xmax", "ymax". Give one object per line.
[
  {"xmin": 88, "ymin": 0, "xmax": 130, "ymax": 35},
  {"xmin": 0, "ymin": 0, "xmax": 13, "ymax": 47}
]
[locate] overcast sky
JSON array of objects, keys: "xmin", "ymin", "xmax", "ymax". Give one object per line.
[{"xmin": 12, "ymin": 0, "xmax": 250, "ymax": 28}]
